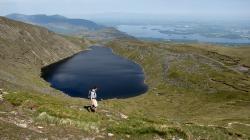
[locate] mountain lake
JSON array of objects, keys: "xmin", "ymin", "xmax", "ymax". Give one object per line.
[{"xmin": 41, "ymin": 46, "xmax": 148, "ymax": 99}]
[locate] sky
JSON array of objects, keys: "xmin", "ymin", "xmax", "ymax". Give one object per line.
[{"xmin": 1, "ymin": 0, "xmax": 250, "ymax": 23}]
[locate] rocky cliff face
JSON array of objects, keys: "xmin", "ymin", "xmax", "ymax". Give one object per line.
[{"xmin": 0, "ymin": 17, "xmax": 82, "ymax": 92}]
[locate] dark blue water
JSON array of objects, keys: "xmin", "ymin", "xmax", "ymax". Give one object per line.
[{"xmin": 41, "ymin": 46, "xmax": 148, "ymax": 99}]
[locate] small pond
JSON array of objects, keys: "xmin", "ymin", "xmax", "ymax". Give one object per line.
[{"xmin": 41, "ymin": 46, "xmax": 148, "ymax": 99}]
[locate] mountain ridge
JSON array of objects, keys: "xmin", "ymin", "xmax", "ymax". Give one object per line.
[
  {"xmin": 6, "ymin": 13, "xmax": 103, "ymax": 30},
  {"xmin": 0, "ymin": 16, "xmax": 87, "ymax": 93},
  {"xmin": 6, "ymin": 13, "xmax": 132, "ymax": 40}
]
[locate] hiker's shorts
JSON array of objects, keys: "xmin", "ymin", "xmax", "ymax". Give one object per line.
[{"xmin": 91, "ymin": 99, "xmax": 98, "ymax": 107}]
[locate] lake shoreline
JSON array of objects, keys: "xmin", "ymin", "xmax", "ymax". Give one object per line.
[{"xmin": 41, "ymin": 45, "xmax": 148, "ymax": 99}]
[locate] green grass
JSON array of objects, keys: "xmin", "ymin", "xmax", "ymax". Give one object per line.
[
  {"xmin": 107, "ymin": 116, "xmax": 187, "ymax": 139},
  {"xmin": 1, "ymin": 39, "xmax": 250, "ymax": 139},
  {"xmin": 105, "ymin": 39, "xmax": 250, "ymax": 139},
  {"xmin": 4, "ymin": 91, "xmax": 100, "ymax": 126}
]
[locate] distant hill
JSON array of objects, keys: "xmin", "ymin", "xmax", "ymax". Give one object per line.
[
  {"xmin": 6, "ymin": 13, "xmax": 132, "ymax": 40},
  {"xmin": 6, "ymin": 14, "xmax": 103, "ymax": 31}
]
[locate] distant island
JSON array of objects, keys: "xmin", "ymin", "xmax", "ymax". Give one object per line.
[{"xmin": 116, "ymin": 22, "xmax": 250, "ymax": 44}]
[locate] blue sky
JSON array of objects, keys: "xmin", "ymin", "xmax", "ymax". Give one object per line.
[{"xmin": 1, "ymin": 0, "xmax": 250, "ymax": 20}]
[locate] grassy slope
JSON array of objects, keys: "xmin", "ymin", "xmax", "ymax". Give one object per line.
[
  {"xmin": 0, "ymin": 16, "xmax": 82, "ymax": 94},
  {"xmin": 1, "ymin": 39, "xmax": 250, "ymax": 139},
  {"xmin": 105, "ymin": 40, "xmax": 250, "ymax": 139}
]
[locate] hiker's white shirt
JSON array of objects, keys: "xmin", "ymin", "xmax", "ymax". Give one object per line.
[
  {"xmin": 90, "ymin": 89, "xmax": 98, "ymax": 107},
  {"xmin": 90, "ymin": 89, "xmax": 97, "ymax": 99}
]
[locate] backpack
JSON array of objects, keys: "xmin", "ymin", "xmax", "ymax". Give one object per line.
[{"xmin": 88, "ymin": 90, "xmax": 91, "ymax": 99}]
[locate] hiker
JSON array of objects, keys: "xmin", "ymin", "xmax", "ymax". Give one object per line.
[{"xmin": 88, "ymin": 86, "xmax": 98, "ymax": 112}]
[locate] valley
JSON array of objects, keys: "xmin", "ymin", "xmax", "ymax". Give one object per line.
[{"xmin": 0, "ymin": 16, "xmax": 250, "ymax": 139}]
